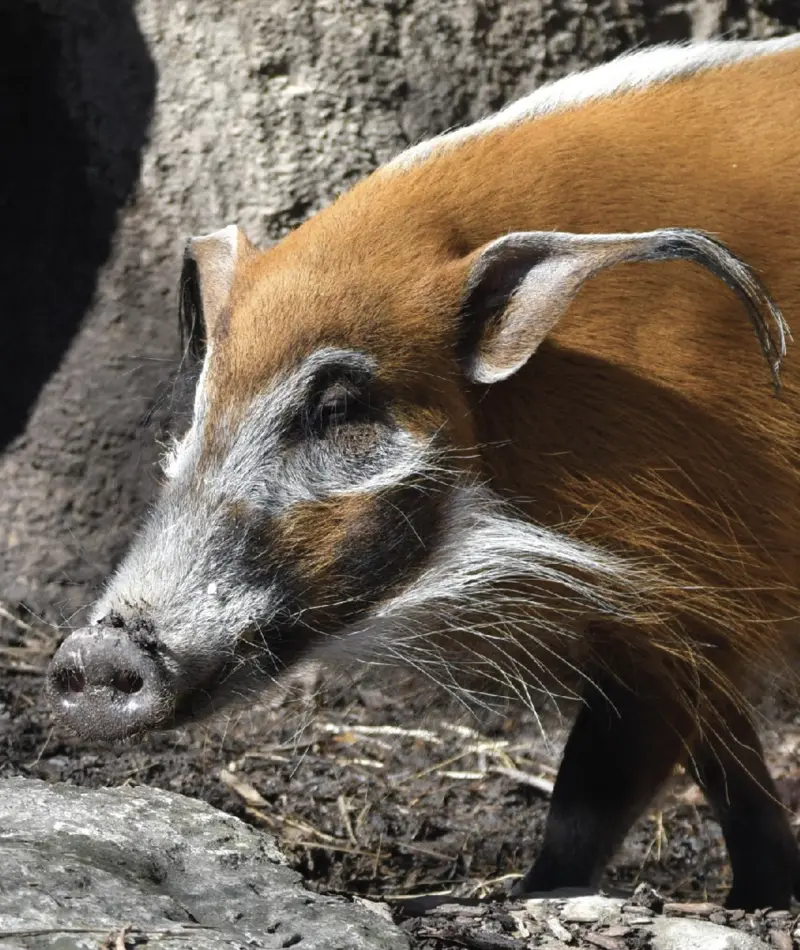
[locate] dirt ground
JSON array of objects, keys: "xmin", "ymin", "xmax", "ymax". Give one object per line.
[{"xmin": 5, "ymin": 604, "xmax": 800, "ymax": 949}]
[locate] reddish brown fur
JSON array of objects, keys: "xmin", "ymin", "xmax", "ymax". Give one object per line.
[
  {"xmin": 204, "ymin": 47, "xmax": 800, "ymax": 717},
  {"xmin": 278, "ymin": 494, "xmax": 377, "ymax": 578}
]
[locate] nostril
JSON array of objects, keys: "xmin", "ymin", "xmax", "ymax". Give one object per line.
[
  {"xmin": 49, "ymin": 651, "xmax": 146, "ymax": 697},
  {"xmin": 52, "ymin": 664, "xmax": 86, "ymax": 696},
  {"xmin": 111, "ymin": 669, "xmax": 144, "ymax": 695}
]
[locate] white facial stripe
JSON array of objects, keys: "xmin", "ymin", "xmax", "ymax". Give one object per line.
[
  {"xmin": 165, "ymin": 346, "xmax": 356, "ymax": 481},
  {"xmin": 218, "ymin": 399, "xmax": 432, "ymax": 514},
  {"xmin": 328, "ymin": 434, "xmax": 430, "ymax": 497},
  {"xmin": 164, "ymin": 345, "xmax": 434, "ymax": 514},
  {"xmin": 384, "ymin": 36, "xmax": 800, "ymax": 174},
  {"xmin": 163, "ymin": 343, "xmax": 214, "ymax": 480}
]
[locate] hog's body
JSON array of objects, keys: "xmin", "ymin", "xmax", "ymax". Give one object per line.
[{"xmin": 49, "ymin": 36, "xmax": 800, "ymax": 909}]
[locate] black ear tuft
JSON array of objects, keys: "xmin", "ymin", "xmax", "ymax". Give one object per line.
[{"xmin": 178, "ymin": 249, "xmax": 206, "ymax": 364}]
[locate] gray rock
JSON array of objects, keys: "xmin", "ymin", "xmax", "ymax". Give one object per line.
[
  {"xmin": 558, "ymin": 894, "xmax": 625, "ymax": 924},
  {"xmin": 524, "ymin": 893, "xmax": 625, "ymax": 925},
  {"xmin": 650, "ymin": 917, "xmax": 770, "ymax": 950},
  {"xmin": 0, "ymin": 777, "xmax": 409, "ymax": 950}
]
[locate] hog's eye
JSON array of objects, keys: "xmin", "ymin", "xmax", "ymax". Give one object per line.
[{"xmin": 310, "ymin": 377, "xmax": 373, "ymax": 433}]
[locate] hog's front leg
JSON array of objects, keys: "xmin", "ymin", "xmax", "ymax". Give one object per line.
[{"xmin": 511, "ymin": 668, "xmax": 686, "ymax": 898}]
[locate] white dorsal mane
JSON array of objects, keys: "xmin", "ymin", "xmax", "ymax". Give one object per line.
[{"xmin": 384, "ymin": 36, "xmax": 800, "ymax": 174}]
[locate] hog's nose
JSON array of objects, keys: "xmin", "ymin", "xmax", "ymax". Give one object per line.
[{"xmin": 46, "ymin": 627, "xmax": 173, "ymax": 741}]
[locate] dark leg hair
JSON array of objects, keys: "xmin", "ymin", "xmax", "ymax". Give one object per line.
[
  {"xmin": 511, "ymin": 670, "xmax": 687, "ymax": 896},
  {"xmin": 688, "ymin": 698, "xmax": 800, "ymax": 911}
]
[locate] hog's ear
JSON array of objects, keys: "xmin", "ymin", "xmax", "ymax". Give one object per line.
[
  {"xmin": 179, "ymin": 224, "xmax": 257, "ymax": 362},
  {"xmin": 459, "ymin": 227, "xmax": 788, "ymax": 389}
]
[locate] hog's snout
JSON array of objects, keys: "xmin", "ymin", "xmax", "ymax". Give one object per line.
[{"xmin": 47, "ymin": 628, "xmax": 173, "ymax": 741}]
